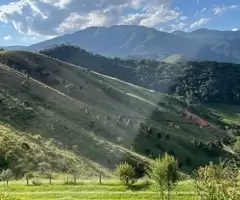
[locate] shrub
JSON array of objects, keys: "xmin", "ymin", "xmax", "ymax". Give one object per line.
[
  {"xmin": 115, "ymin": 162, "xmax": 135, "ymax": 186},
  {"xmin": 157, "ymin": 131, "xmax": 162, "ymax": 139},
  {"xmin": 89, "ymin": 120, "xmax": 95, "ymax": 128},
  {"xmin": 137, "ymin": 121, "xmax": 144, "ymax": 130},
  {"xmin": 126, "ymin": 119, "xmax": 133, "ymax": 127},
  {"xmin": 165, "ymin": 133, "xmax": 170, "ymax": 140},
  {"xmin": 148, "ymin": 153, "xmax": 179, "ymax": 200},
  {"xmin": 194, "ymin": 160, "xmax": 240, "ymax": 200},
  {"xmin": 148, "ymin": 126, "xmax": 153, "ymax": 135}
]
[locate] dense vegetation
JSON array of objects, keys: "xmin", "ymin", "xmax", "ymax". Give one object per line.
[{"xmin": 39, "ymin": 44, "xmax": 240, "ymax": 105}]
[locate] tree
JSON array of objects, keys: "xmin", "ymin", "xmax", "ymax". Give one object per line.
[
  {"xmin": 38, "ymin": 162, "xmax": 53, "ymax": 184},
  {"xmin": 115, "ymin": 162, "xmax": 135, "ymax": 186},
  {"xmin": 24, "ymin": 173, "xmax": 34, "ymax": 186},
  {"xmin": 194, "ymin": 160, "xmax": 240, "ymax": 200},
  {"xmin": 43, "ymin": 173, "xmax": 54, "ymax": 185},
  {"xmin": 69, "ymin": 164, "xmax": 81, "ymax": 184},
  {"xmin": 0, "ymin": 169, "xmax": 13, "ymax": 186},
  {"xmin": 61, "ymin": 159, "xmax": 72, "ymax": 184},
  {"xmin": 148, "ymin": 153, "xmax": 179, "ymax": 200}
]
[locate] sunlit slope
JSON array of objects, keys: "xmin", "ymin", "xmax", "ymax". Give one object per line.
[{"xmin": 0, "ymin": 51, "xmax": 230, "ymax": 171}]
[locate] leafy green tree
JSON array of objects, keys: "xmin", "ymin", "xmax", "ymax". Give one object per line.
[
  {"xmin": 148, "ymin": 153, "xmax": 179, "ymax": 200},
  {"xmin": 61, "ymin": 159, "xmax": 71, "ymax": 184},
  {"xmin": 38, "ymin": 162, "xmax": 53, "ymax": 184},
  {"xmin": 0, "ymin": 169, "xmax": 13, "ymax": 186},
  {"xmin": 194, "ymin": 160, "xmax": 240, "ymax": 200},
  {"xmin": 24, "ymin": 173, "xmax": 34, "ymax": 186},
  {"xmin": 115, "ymin": 162, "xmax": 135, "ymax": 186},
  {"xmin": 69, "ymin": 164, "xmax": 80, "ymax": 184}
]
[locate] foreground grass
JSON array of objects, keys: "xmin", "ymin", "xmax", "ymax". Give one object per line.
[{"xmin": 0, "ymin": 180, "xmax": 196, "ymax": 200}]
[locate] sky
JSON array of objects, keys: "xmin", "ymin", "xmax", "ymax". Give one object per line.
[{"xmin": 0, "ymin": 0, "xmax": 240, "ymax": 46}]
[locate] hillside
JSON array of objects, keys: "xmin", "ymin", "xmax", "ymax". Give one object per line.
[
  {"xmin": 0, "ymin": 50, "xmax": 233, "ymax": 175},
  {"xmin": 39, "ymin": 44, "xmax": 240, "ymax": 105}
]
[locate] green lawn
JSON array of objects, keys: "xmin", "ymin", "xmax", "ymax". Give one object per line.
[{"xmin": 0, "ymin": 180, "xmax": 197, "ymax": 200}]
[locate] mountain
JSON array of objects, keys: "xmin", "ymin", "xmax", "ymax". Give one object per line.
[
  {"xmin": 25, "ymin": 25, "xmax": 240, "ymax": 62},
  {"xmin": 181, "ymin": 29, "xmax": 240, "ymax": 43},
  {"xmin": 39, "ymin": 44, "xmax": 240, "ymax": 105},
  {"xmin": 0, "ymin": 45, "xmax": 26, "ymax": 50},
  {"xmin": 3, "ymin": 25, "xmax": 240, "ymax": 62},
  {"xmin": 0, "ymin": 50, "xmax": 233, "ymax": 175},
  {"xmin": 28, "ymin": 25, "xmax": 204, "ymax": 60}
]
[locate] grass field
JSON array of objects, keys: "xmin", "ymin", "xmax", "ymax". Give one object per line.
[{"xmin": 0, "ymin": 179, "xmax": 197, "ymax": 200}]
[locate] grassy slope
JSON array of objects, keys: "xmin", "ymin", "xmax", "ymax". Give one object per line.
[{"xmin": 0, "ymin": 50, "xmax": 229, "ymax": 173}]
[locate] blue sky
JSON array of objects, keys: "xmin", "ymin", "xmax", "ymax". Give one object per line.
[{"xmin": 0, "ymin": 0, "xmax": 239, "ymax": 46}]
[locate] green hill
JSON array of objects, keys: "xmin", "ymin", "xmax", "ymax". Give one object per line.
[
  {"xmin": 39, "ymin": 44, "xmax": 240, "ymax": 105},
  {"xmin": 0, "ymin": 50, "xmax": 234, "ymax": 177}
]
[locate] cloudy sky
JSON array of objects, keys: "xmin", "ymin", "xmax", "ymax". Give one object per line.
[{"xmin": 0, "ymin": 0, "xmax": 240, "ymax": 46}]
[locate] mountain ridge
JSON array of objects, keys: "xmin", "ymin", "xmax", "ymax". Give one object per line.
[{"xmin": 2, "ymin": 25, "xmax": 240, "ymax": 62}]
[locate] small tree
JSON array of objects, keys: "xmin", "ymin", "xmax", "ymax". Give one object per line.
[
  {"xmin": 0, "ymin": 169, "xmax": 13, "ymax": 186},
  {"xmin": 43, "ymin": 173, "xmax": 54, "ymax": 185},
  {"xmin": 38, "ymin": 162, "xmax": 53, "ymax": 184},
  {"xmin": 24, "ymin": 173, "xmax": 34, "ymax": 186},
  {"xmin": 115, "ymin": 162, "xmax": 135, "ymax": 186},
  {"xmin": 194, "ymin": 160, "xmax": 240, "ymax": 200},
  {"xmin": 69, "ymin": 164, "xmax": 80, "ymax": 184},
  {"xmin": 148, "ymin": 153, "xmax": 179, "ymax": 200}
]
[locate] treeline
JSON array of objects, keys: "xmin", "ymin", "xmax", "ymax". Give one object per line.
[
  {"xmin": 170, "ymin": 61, "xmax": 240, "ymax": 104},
  {"xmin": 39, "ymin": 44, "xmax": 240, "ymax": 104}
]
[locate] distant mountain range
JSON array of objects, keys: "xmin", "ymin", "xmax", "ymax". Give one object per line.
[{"xmin": 2, "ymin": 25, "xmax": 240, "ymax": 62}]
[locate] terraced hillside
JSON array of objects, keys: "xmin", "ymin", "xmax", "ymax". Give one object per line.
[{"xmin": 0, "ymin": 50, "xmax": 231, "ymax": 175}]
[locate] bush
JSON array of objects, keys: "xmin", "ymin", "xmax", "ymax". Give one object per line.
[
  {"xmin": 165, "ymin": 133, "xmax": 170, "ymax": 140},
  {"xmin": 194, "ymin": 160, "xmax": 240, "ymax": 200},
  {"xmin": 115, "ymin": 162, "xmax": 135, "ymax": 186},
  {"xmin": 89, "ymin": 120, "xmax": 95, "ymax": 128},
  {"xmin": 148, "ymin": 153, "xmax": 179, "ymax": 200}
]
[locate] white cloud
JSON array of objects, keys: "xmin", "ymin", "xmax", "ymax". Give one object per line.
[
  {"xmin": 169, "ymin": 22, "xmax": 187, "ymax": 31},
  {"xmin": 213, "ymin": 5, "xmax": 240, "ymax": 15},
  {"xmin": 179, "ymin": 16, "xmax": 188, "ymax": 21},
  {"xmin": 0, "ymin": 0, "xmax": 182, "ymax": 36},
  {"xmin": 197, "ymin": 0, "xmax": 200, "ymax": 3},
  {"xmin": 232, "ymin": 28, "xmax": 238, "ymax": 31},
  {"xmin": 190, "ymin": 18, "xmax": 211, "ymax": 29},
  {"xmin": 194, "ymin": 7, "xmax": 207, "ymax": 16},
  {"xmin": 3, "ymin": 35, "xmax": 13, "ymax": 40}
]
